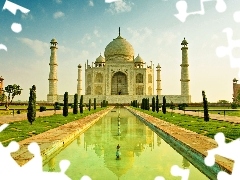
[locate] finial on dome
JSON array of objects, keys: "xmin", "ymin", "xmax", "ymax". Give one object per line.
[{"xmin": 119, "ymin": 27, "xmax": 120, "ymax": 36}]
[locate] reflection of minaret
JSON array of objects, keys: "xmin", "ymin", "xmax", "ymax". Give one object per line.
[
  {"xmin": 157, "ymin": 135, "xmax": 161, "ymax": 146},
  {"xmin": 182, "ymin": 156, "xmax": 190, "ymax": 169},
  {"xmin": 156, "ymin": 63, "xmax": 161, "ymax": 95},
  {"xmin": 77, "ymin": 64, "xmax": 82, "ymax": 96},
  {"xmin": 180, "ymin": 37, "xmax": 190, "ymax": 96},
  {"xmin": 47, "ymin": 38, "xmax": 58, "ymax": 102},
  {"xmin": 48, "ymin": 157, "xmax": 56, "ymax": 172}
]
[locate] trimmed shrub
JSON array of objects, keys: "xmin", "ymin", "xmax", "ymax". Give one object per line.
[
  {"xmin": 40, "ymin": 106, "xmax": 46, "ymax": 112},
  {"xmin": 231, "ymin": 102, "xmax": 238, "ymax": 109}
]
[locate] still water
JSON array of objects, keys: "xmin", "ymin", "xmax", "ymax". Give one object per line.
[{"xmin": 43, "ymin": 108, "xmax": 209, "ymax": 180}]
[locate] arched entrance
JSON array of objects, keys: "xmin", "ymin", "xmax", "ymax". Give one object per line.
[{"xmin": 111, "ymin": 71, "xmax": 128, "ymax": 95}]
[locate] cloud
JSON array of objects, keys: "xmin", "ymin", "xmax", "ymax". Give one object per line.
[
  {"xmin": 17, "ymin": 38, "xmax": 49, "ymax": 56},
  {"xmin": 81, "ymin": 34, "xmax": 91, "ymax": 44},
  {"xmin": 78, "ymin": 50, "xmax": 89, "ymax": 60},
  {"xmin": 55, "ymin": 0, "xmax": 62, "ymax": 4},
  {"xmin": 127, "ymin": 27, "xmax": 152, "ymax": 44},
  {"xmin": 21, "ymin": 13, "xmax": 33, "ymax": 20},
  {"xmin": 107, "ymin": 0, "xmax": 133, "ymax": 14},
  {"xmin": 53, "ymin": 11, "xmax": 65, "ymax": 19},
  {"xmin": 93, "ymin": 29, "xmax": 100, "ymax": 37},
  {"xmin": 156, "ymin": 31, "xmax": 178, "ymax": 46},
  {"xmin": 89, "ymin": 0, "xmax": 94, "ymax": 6}
]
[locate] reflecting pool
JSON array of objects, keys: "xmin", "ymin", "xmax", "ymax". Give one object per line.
[{"xmin": 43, "ymin": 108, "xmax": 209, "ymax": 180}]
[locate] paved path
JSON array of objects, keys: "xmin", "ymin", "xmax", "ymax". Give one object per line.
[
  {"xmin": 0, "ymin": 110, "xmax": 72, "ymax": 125},
  {"xmin": 168, "ymin": 109, "xmax": 240, "ymax": 124}
]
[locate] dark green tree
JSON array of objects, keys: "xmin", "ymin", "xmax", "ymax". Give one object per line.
[
  {"xmin": 156, "ymin": 95, "xmax": 159, "ymax": 113},
  {"xmin": 162, "ymin": 96, "xmax": 166, "ymax": 114},
  {"xmin": 27, "ymin": 85, "xmax": 36, "ymax": 125},
  {"xmin": 73, "ymin": 94, "xmax": 78, "ymax": 114},
  {"xmin": 88, "ymin": 99, "xmax": 91, "ymax": 111},
  {"xmin": 94, "ymin": 98, "xmax": 96, "ymax": 110},
  {"xmin": 79, "ymin": 95, "xmax": 83, "ymax": 113},
  {"xmin": 152, "ymin": 97, "xmax": 155, "ymax": 112},
  {"xmin": 147, "ymin": 98, "xmax": 150, "ymax": 110},
  {"xmin": 63, "ymin": 92, "xmax": 68, "ymax": 117},
  {"xmin": 202, "ymin": 91, "xmax": 209, "ymax": 121}
]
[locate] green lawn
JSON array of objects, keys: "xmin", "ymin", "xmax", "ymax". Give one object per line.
[
  {"xmin": 133, "ymin": 108, "xmax": 240, "ymax": 142},
  {"xmin": 0, "ymin": 107, "xmax": 105, "ymax": 146}
]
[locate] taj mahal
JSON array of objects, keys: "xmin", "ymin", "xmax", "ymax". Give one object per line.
[{"xmin": 47, "ymin": 28, "xmax": 191, "ymax": 104}]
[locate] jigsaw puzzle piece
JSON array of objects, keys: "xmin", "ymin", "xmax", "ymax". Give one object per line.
[
  {"xmin": 154, "ymin": 176, "xmax": 165, "ymax": 180},
  {"xmin": 21, "ymin": 142, "xmax": 43, "ymax": 178},
  {"xmin": 2, "ymin": 0, "xmax": 30, "ymax": 15},
  {"xmin": 205, "ymin": 132, "xmax": 240, "ymax": 179},
  {"xmin": 105, "ymin": 0, "xmax": 119, "ymax": 3},
  {"xmin": 215, "ymin": 0, "xmax": 226, "ymax": 13},
  {"xmin": 233, "ymin": 11, "xmax": 240, "ymax": 23},
  {"xmin": 0, "ymin": 141, "xmax": 20, "ymax": 177},
  {"xmin": 0, "ymin": 124, "xmax": 9, "ymax": 132},
  {"xmin": 171, "ymin": 165, "xmax": 189, "ymax": 180},
  {"xmin": 174, "ymin": 1, "xmax": 188, "ymax": 22}
]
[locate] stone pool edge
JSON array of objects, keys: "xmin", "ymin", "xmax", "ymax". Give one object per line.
[
  {"xmin": 11, "ymin": 107, "xmax": 114, "ymax": 166},
  {"xmin": 126, "ymin": 107, "xmax": 233, "ymax": 180}
]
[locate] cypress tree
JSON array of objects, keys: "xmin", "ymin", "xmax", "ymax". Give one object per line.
[
  {"xmin": 88, "ymin": 99, "xmax": 91, "ymax": 111},
  {"xmin": 141, "ymin": 98, "xmax": 144, "ymax": 109},
  {"xmin": 156, "ymin": 95, "xmax": 159, "ymax": 113},
  {"xmin": 152, "ymin": 97, "xmax": 155, "ymax": 112},
  {"xmin": 79, "ymin": 95, "xmax": 83, "ymax": 113},
  {"xmin": 27, "ymin": 85, "xmax": 36, "ymax": 125},
  {"xmin": 202, "ymin": 91, "xmax": 209, "ymax": 121},
  {"xmin": 63, "ymin": 92, "xmax": 68, "ymax": 117},
  {"xmin": 146, "ymin": 98, "xmax": 149, "ymax": 110},
  {"xmin": 94, "ymin": 98, "xmax": 96, "ymax": 110},
  {"xmin": 162, "ymin": 96, "xmax": 166, "ymax": 114},
  {"xmin": 73, "ymin": 94, "xmax": 78, "ymax": 114},
  {"xmin": 101, "ymin": 101, "xmax": 103, "ymax": 108}
]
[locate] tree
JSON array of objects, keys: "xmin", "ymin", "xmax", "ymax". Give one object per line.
[
  {"xmin": 162, "ymin": 96, "xmax": 166, "ymax": 114},
  {"xmin": 2, "ymin": 84, "xmax": 22, "ymax": 110},
  {"xmin": 73, "ymin": 94, "xmax": 78, "ymax": 114},
  {"xmin": 79, "ymin": 95, "xmax": 83, "ymax": 113},
  {"xmin": 217, "ymin": 100, "xmax": 229, "ymax": 104},
  {"xmin": 202, "ymin": 91, "xmax": 209, "ymax": 122},
  {"xmin": 27, "ymin": 85, "xmax": 36, "ymax": 125},
  {"xmin": 156, "ymin": 95, "xmax": 159, "ymax": 113},
  {"xmin": 88, "ymin": 99, "xmax": 91, "ymax": 111},
  {"xmin": 94, "ymin": 98, "xmax": 96, "ymax": 110},
  {"xmin": 152, "ymin": 97, "xmax": 155, "ymax": 112},
  {"xmin": 63, "ymin": 92, "xmax": 68, "ymax": 117}
]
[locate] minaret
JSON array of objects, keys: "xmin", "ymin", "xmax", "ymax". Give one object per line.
[
  {"xmin": 180, "ymin": 37, "xmax": 190, "ymax": 96},
  {"xmin": 47, "ymin": 38, "xmax": 58, "ymax": 102},
  {"xmin": 156, "ymin": 63, "xmax": 162, "ymax": 95},
  {"xmin": 77, "ymin": 64, "xmax": 82, "ymax": 96}
]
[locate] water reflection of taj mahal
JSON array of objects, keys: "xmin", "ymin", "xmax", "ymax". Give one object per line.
[{"xmin": 47, "ymin": 28, "xmax": 191, "ymax": 104}]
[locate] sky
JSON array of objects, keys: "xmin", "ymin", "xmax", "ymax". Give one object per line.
[{"xmin": 0, "ymin": 0, "xmax": 239, "ymax": 103}]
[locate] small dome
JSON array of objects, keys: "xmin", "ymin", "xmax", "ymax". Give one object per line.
[
  {"xmin": 50, "ymin": 38, "xmax": 57, "ymax": 43},
  {"xmin": 156, "ymin": 63, "xmax": 161, "ymax": 68},
  {"xmin": 134, "ymin": 54, "xmax": 144, "ymax": 63},
  {"xmin": 78, "ymin": 64, "xmax": 82, "ymax": 68},
  {"xmin": 104, "ymin": 35, "xmax": 134, "ymax": 61},
  {"xmin": 181, "ymin": 37, "xmax": 188, "ymax": 47},
  {"xmin": 95, "ymin": 54, "xmax": 105, "ymax": 63}
]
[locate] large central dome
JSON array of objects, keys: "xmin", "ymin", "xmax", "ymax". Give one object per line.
[{"xmin": 104, "ymin": 32, "xmax": 134, "ymax": 62}]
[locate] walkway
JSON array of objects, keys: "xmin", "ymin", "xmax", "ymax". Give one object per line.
[
  {"xmin": 0, "ymin": 110, "xmax": 72, "ymax": 125},
  {"xmin": 168, "ymin": 109, "xmax": 240, "ymax": 124}
]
